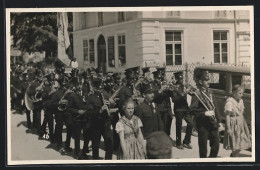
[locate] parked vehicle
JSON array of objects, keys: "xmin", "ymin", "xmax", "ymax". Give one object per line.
[{"xmin": 194, "ymin": 65, "xmax": 251, "ymax": 129}]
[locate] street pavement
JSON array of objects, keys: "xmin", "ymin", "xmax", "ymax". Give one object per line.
[{"xmin": 9, "ymin": 110, "xmax": 252, "ymax": 162}]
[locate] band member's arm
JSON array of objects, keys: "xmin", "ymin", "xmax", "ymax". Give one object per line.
[
  {"xmin": 45, "ymin": 92, "xmax": 62, "ymax": 110},
  {"xmin": 211, "ymin": 91, "xmax": 220, "ymax": 123},
  {"xmin": 66, "ymin": 94, "xmax": 82, "ymax": 117}
]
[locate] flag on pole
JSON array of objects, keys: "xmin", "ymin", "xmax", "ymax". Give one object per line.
[{"xmin": 57, "ymin": 12, "xmax": 71, "ymax": 66}]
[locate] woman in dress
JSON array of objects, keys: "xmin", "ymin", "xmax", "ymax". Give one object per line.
[
  {"xmin": 115, "ymin": 99, "xmax": 146, "ymax": 160},
  {"xmin": 223, "ymin": 84, "xmax": 251, "ymax": 157}
]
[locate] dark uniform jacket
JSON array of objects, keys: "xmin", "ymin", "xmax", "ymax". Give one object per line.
[
  {"xmin": 86, "ymin": 91, "xmax": 111, "ymax": 128},
  {"xmin": 189, "ymin": 89, "xmax": 220, "ymax": 130},
  {"xmin": 66, "ymin": 91, "xmax": 88, "ymax": 122},
  {"xmin": 171, "ymin": 84, "xmax": 189, "ymax": 112},
  {"xmin": 152, "ymin": 80, "xmax": 173, "ymax": 114},
  {"xmin": 42, "ymin": 89, "xmax": 63, "ymax": 113},
  {"xmin": 135, "ymin": 100, "xmax": 163, "ymax": 138}
]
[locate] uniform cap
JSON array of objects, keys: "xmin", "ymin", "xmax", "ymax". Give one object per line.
[
  {"xmin": 142, "ymin": 67, "xmax": 150, "ymax": 74},
  {"xmin": 174, "ymin": 71, "xmax": 183, "ymax": 79},
  {"xmin": 193, "ymin": 68, "xmax": 209, "ymax": 81},
  {"xmin": 92, "ymin": 78, "xmax": 103, "ymax": 88},
  {"xmin": 140, "ymin": 83, "xmax": 154, "ymax": 94},
  {"xmin": 124, "ymin": 68, "xmax": 134, "ymax": 77}
]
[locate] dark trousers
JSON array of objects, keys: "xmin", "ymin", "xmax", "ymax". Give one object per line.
[
  {"xmin": 54, "ymin": 111, "xmax": 64, "ymax": 147},
  {"xmin": 175, "ymin": 111, "xmax": 192, "ymax": 146},
  {"xmin": 73, "ymin": 121, "xmax": 90, "ymax": 155},
  {"xmin": 65, "ymin": 123, "xmax": 73, "ymax": 149},
  {"xmin": 197, "ymin": 126, "xmax": 219, "ymax": 158},
  {"xmin": 46, "ymin": 110, "xmax": 54, "ymax": 139},
  {"xmin": 25, "ymin": 109, "xmax": 31, "ymax": 128},
  {"xmin": 40, "ymin": 110, "xmax": 54, "ymax": 139},
  {"xmin": 64, "ymin": 113, "xmax": 73, "ymax": 149},
  {"xmin": 91, "ymin": 122, "xmax": 113, "ymax": 160},
  {"xmin": 32, "ymin": 107, "xmax": 41, "ymax": 133},
  {"xmin": 161, "ymin": 111, "xmax": 173, "ymax": 135}
]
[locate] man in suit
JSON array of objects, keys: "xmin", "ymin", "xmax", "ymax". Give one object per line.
[
  {"xmin": 86, "ymin": 78, "xmax": 113, "ymax": 160},
  {"xmin": 190, "ymin": 69, "xmax": 221, "ymax": 158},
  {"xmin": 152, "ymin": 67, "xmax": 173, "ymax": 136},
  {"xmin": 66, "ymin": 77, "xmax": 90, "ymax": 159},
  {"xmin": 135, "ymin": 83, "xmax": 164, "ymax": 139},
  {"xmin": 171, "ymin": 71, "xmax": 193, "ymax": 149}
]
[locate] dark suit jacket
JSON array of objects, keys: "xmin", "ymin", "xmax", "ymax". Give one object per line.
[
  {"xmin": 66, "ymin": 91, "xmax": 88, "ymax": 121},
  {"xmin": 43, "ymin": 89, "xmax": 63, "ymax": 113},
  {"xmin": 135, "ymin": 100, "xmax": 163, "ymax": 138},
  {"xmin": 189, "ymin": 89, "xmax": 220, "ymax": 129},
  {"xmin": 86, "ymin": 91, "xmax": 111, "ymax": 128}
]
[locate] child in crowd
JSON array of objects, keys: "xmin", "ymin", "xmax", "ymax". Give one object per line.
[
  {"xmin": 223, "ymin": 84, "xmax": 251, "ymax": 157},
  {"xmin": 115, "ymin": 99, "xmax": 146, "ymax": 160}
]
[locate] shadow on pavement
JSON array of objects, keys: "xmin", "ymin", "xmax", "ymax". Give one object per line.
[{"xmin": 17, "ymin": 121, "xmax": 28, "ymax": 128}]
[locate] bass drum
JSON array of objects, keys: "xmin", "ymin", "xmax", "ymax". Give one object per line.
[{"xmin": 24, "ymin": 85, "xmax": 34, "ymax": 111}]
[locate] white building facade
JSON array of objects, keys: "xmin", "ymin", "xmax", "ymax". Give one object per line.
[{"xmin": 72, "ymin": 10, "xmax": 250, "ymax": 72}]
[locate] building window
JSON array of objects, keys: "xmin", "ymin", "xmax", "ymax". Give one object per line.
[
  {"xmin": 118, "ymin": 34, "xmax": 126, "ymax": 67},
  {"xmin": 98, "ymin": 12, "xmax": 103, "ymax": 26},
  {"xmin": 165, "ymin": 31, "xmax": 183, "ymax": 65},
  {"xmin": 83, "ymin": 39, "xmax": 89, "ymax": 61},
  {"xmin": 108, "ymin": 36, "xmax": 115, "ymax": 67},
  {"xmin": 89, "ymin": 39, "xmax": 95, "ymax": 64},
  {"xmin": 215, "ymin": 10, "xmax": 227, "ymax": 18},
  {"xmin": 213, "ymin": 31, "xmax": 228, "ymax": 64},
  {"xmin": 166, "ymin": 11, "xmax": 181, "ymax": 18},
  {"xmin": 118, "ymin": 12, "xmax": 126, "ymax": 22}
]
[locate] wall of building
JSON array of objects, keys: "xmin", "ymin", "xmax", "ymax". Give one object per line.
[
  {"xmin": 136, "ymin": 20, "xmax": 236, "ymax": 66},
  {"xmin": 73, "ymin": 10, "xmax": 250, "ymax": 71},
  {"xmin": 73, "ymin": 20, "xmax": 139, "ymax": 72}
]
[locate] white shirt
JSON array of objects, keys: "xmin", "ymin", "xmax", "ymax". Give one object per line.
[{"xmin": 71, "ymin": 60, "xmax": 78, "ymax": 68}]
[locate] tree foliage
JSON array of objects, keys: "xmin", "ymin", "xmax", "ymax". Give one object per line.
[{"xmin": 11, "ymin": 12, "xmax": 73, "ymax": 60}]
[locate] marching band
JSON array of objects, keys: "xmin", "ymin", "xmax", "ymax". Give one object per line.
[{"xmin": 10, "ymin": 60, "xmax": 224, "ymax": 160}]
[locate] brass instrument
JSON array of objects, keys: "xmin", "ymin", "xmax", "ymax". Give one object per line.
[
  {"xmin": 109, "ymin": 85, "xmax": 123, "ymax": 104},
  {"xmin": 58, "ymin": 86, "xmax": 73, "ymax": 111}
]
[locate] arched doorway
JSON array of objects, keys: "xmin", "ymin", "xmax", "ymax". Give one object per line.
[{"xmin": 97, "ymin": 35, "xmax": 106, "ymax": 73}]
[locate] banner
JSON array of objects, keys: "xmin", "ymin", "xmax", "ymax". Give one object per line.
[{"xmin": 57, "ymin": 12, "xmax": 71, "ymax": 66}]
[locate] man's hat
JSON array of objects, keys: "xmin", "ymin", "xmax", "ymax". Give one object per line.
[
  {"xmin": 112, "ymin": 72, "xmax": 121, "ymax": 80},
  {"xmin": 153, "ymin": 67, "xmax": 165, "ymax": 76},
  {"xmin": 92, "ymin": 78, "xmax": 103, "ymax": 88},
  {"xmin": 146, "ymin": 131, "xmax": 173, "ymax": 159},
  {"xmin": 174, "ymin": 71, "xmax": 183, "ymax": 79},
  {"xmin": 140, "ymin": 83, "xmax": 154, "ymax": 94},
  {"xmin": 131, "ymin": 66, "xmax": 140, "ymax": 74},
  {"xmin": 54, "ymin": 60, "xmax": 64, "ymax": 69},
  {"xmin": 142, "ymin": 67, "xmax": 150, "ymax": 75},
  {"xmin": 88, "ymin": 67, "xmax": 96, "ymax": 73},
  {"xmin": 193, "ymin": 68, "xmax": 209, "ymax": 82},
  {"xmin": 124, "ymin": 68, "xmax": 134, "ymax": 77}
]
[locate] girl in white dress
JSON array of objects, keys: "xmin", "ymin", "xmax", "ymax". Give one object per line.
[
  {"xmin": 115, "ymin": 99, "xmax": 146, "ymax": 160},
  {"xmin": 223, "ymin": 84, "xmax": 251, "ymax": 157}
]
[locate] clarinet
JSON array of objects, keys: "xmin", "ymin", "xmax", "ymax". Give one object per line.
[{"xmin": 100, "ymin": 91, "xmax": 110, "ymax": 116}]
